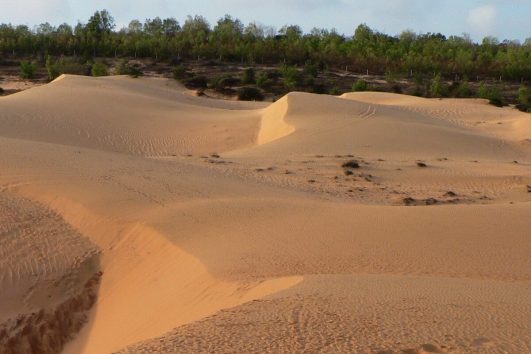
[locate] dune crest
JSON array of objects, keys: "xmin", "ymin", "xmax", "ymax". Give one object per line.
[{"xmin": 257, "ymin": 95, "xmax": 295, "ymax": 145}]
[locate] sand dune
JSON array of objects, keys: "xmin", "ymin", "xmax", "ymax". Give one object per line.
[{"xmin": 0, "ymin": 76, "xmax": 529, "ymax": 353}]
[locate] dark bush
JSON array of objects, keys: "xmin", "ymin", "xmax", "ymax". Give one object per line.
[
  {"xmin": 312, "ymin": 84, "xmax": 327, "ymax": 94},
  {"xmin": 391, "ymin": 84, "xmax": 403, "ymax": 94},
  {"xmin": 237, "ymin": 86, "xmax": 264, "ymax": 101},
  {"xmin": 515, "ymin": 104, "xmax": 530, "ymax": 113},
  {"xmin": 184, "ymin": 75, "xmax": 208, "ymax": 88},
  {"xmin": 489, "ymin": 97, "xmax": 505, "ymax": 107},
  {"xmin": 211, "ymin": 75, "xmax": 240, "ymax": 91}
]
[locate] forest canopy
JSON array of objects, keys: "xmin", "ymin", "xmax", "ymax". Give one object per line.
[{"xmin": 0, "ymin": 10, "xmax": 530, "ymax": 81}]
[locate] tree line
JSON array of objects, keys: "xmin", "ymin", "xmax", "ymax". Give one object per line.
[{"xmin": 1, "ymin": 10, "xmax": 530, "ymax": 82}]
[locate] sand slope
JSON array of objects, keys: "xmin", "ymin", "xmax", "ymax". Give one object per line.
[{"xmin": 0, "ymin": 76, "xmax": 529, "ymax": 354}]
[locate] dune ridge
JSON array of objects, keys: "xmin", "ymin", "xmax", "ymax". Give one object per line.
[{"xmin": 0, "ymin": 76, "xmax": 529, "ymax": 353}]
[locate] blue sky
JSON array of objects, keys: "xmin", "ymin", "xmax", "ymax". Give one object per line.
[{"xmin": 0, "ymin": 0, "xmax": 530, "ymax": 41}]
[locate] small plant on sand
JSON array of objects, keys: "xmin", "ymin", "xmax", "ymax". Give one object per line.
[{"xmin": 342, "ymin": 160, "xmax": 360, "ymax": 169}]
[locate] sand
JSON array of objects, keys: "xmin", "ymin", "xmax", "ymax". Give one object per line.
[{"xmin": 0, "ymin": 75, "xmax": 529, "ymax": 354}]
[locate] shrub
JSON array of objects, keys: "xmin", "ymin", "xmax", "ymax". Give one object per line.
[
  {"xmin": 183, "ymin": 75, "xmax": 208, "ymax": 88},
  {"xmin": 385, "ymin": 70, "xmax": 397, "ymax": 84},
  {"xmin": 172, "ymin": 65, "xmax": 188, "ymax": 80},
  {"xmin": 408, "ymin": 85, "xmax": 424, "ymax": 97},
  {"xmin": 0, "ymin": 87, "xmax": 4, "ymax": 94},
  {"xmin": 517, "ymin": 85, "xmax": 529, "ymax": 105},
  {"xmin": 46, "ymin": 56, "xmax": 60, "ymax": 80},
  {"xmin": 280, "ymin": 65, "xmax": 300, "ymax": 91},
  {"xmin": 303, "ymin": 62, "xmax": 319, "ymax": 78},
  {"xmin": 329, "ymin": 86, "xmax": 341, "ymax": 95},
  {"xmin": 478, "ymin": 82, "xmax": 490, "ymax": 99},
  {"xmin": 489, "ymin": 96, "xmax": 504, "ymax": 107},
  {"xmin": 20, "ymin": 61, "xmax": 36, "ymax": 79},
  {"xmin": 91, "ymin": 61, "xmax": 108, "ymax": 77},
  {"xmin": 391, "ymin": 84, "xmax": 403, "ymax": 94},
  {"xmin": 46, "ymin": 56, "xmax": 89, "ymax": 80},
  {"xmin": 242, "ymin": 68, "xmax": 256, "ymax": 84},
  {"xmin": 478, "ymin": 83, "xmax": 505, "ymax": 107},
  {"xmin": 456, "ymin": 80, "xmax": 472, "ymax": 98},
  {"xmin": 237, "ymin": 86, "xmax": 264, "ymax": 101},
  {"xmin": 211, "ymin": 75, "xmax": 240, "ymax": 91},
  {"xmin": 116, "ymin": 60, "xmax": 143, "ymax": 77},
  {"xmin": 256, "ymin": 71, "xmax": 270, "ymax": 88},
  {"xmin": 430, "ymin": 73, "xmax": 446, "ymax": 98},
  {"xmin": 352, "ymin": 79, "xmax": 367, "ymax": 92}
]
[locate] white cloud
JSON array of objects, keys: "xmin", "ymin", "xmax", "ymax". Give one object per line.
[{"xmin": 467, "ymin": 4, "xmax": 497, "ymax": 36}]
